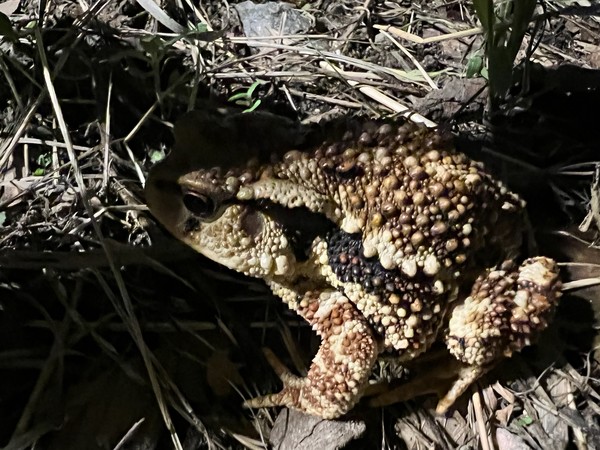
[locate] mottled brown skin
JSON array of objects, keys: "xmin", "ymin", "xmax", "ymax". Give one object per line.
[{"xmin": 146, "ymin": 111, "xmax": 561, "ymax": 419}]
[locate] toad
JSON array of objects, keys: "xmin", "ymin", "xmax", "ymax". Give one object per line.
[{"xmin": 145, "ymin": 110, "xmax": 561, "ymax": 419}]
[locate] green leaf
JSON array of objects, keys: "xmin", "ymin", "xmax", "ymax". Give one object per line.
[
  {"xmin": 228, "ymin": 92, "xmax": 250, "ymax": 102},
  {"xmin": 33, "ymin": 168, "xmax": 45, "ymax": 176},
  {"xmin": 246, "ymin": 80, "xmax": 261, "ymax": 98},
  {"xmin": 36, "ymin": 153, "xmax": 52, "ymax": 168},
  {"xmin": 0, "ymin": 12, "xmax": 18, "ymax": 41},
  {"xmin": 480, "ymin": 66, "xmax": 489, "ymax": 80},
  {"xmin": 517, "ymin": 415, "xmax": 534, "ymax": 427},
  {"xmin": 243, "ymin": 99, "xmax": 261, "ymax": 113},
  {"xmin": 472, "ymin": 0, "xmax": 494, "ymax": 33},
  {"xmin": 488, "ymin": 46, "xmax": 513, "ymax": 98},
  {"xmin": 140, "ymin": 35, "xmax": 164, "ymax": 58},
  {"xmin": 149, "ymin": 149, "xmax": 165, "ymax": 163},
  {"xmin": 466, "ymin": 55, "xmax": 484, "ymax": 78}
]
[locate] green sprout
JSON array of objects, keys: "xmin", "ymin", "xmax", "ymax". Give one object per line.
[
  {"xmin": 472, "ymin": 0, "xmax": 538, "ymax": 110},
  {"xmin": 33, "ymin": 152, "xmax": 52, "ymax": 176},
  {"xmin": 228, "ymin": 80, "xmax": 263, "ymax": 112},
  {"xmin": 516, "ymin": 415, "xmax": 534, "ymax": 427}
]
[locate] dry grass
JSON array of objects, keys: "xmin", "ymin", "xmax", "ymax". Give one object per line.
[{"xmin": 1, "ymin": 0, "xmax": 599, "ymax": 449}]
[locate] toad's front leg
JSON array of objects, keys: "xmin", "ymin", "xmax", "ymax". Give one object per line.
[{"xmin": 245, "ymin": 284, "xmax": 380, "ymax": 419}]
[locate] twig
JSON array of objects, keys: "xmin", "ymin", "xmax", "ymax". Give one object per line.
[{"xmin": 374, "ymin": 24, "xmax": 483, "ymax": 44}]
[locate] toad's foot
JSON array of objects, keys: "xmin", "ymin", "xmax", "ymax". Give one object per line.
[
  {"xmin": 245, "ymin": 288, "xmax": 380, "ymax": 419},
  {"xmin": 371, "ymin": 257, "xmax": 560, "ymax": 414},
  {"xmin": 368, "ymin": 354, "xmax": 491, "ymax": 412},
  {"xmin": 439, "ymin": 256, "xmax": 561, "ymax": 413}
]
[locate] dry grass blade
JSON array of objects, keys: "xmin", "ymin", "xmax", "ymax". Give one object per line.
[
  {"xmin": 226, "ymin": 37, "xmax": 434, "ymax": 87},
  {"xmin": 472, "ymin": 389, "xmax": 493, "ymax": 450},
  {"xmin": 10, "ymin": 312, "xmax": 70, "ymax": 442},
  {"xmin": 0, "ymin": 55, "xmax": 23, "ymax": 110},
  {"xmin": 579, "ymin": 163, "xmax": 600, "ymax": 233},
  {"xmin": 1, "ymin": 0, "xmax": 599, "ymax": 448},
  {"xmin": 374, "ymin": 24, "xmax": 483, "ymax": 44},
  {"xmin": 101, "ymin": 72, "xmax": 113, "ymax": 191},
  {"xmin": 34, "ymin": 26, "xmax": 186, "ymax": 450},
  {"xmin": 562, "ymin": 278, "xmax": 600, "ymax": 291},
  {"xmin": 0, "ymin": 100, "xmax": 43, "ymax": 170},
  {"xmin": 378, "ymin": 30, "xmax": 439, "ymax": 90},
  {"xmin": 113, "ymin": 418, "xmax": 146, "ymax": 450},
  {"xmin": 319, "ymin": 61, "xmax": 437, "ymax": 127},
  {"xmin": 136, "ymin": 0, "xmax": 186, "ymax": 33}
]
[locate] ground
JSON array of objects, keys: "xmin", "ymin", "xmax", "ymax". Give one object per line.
[{"xmin": 0, "ymin": 0, "xmax": 599, "ymax": 449}]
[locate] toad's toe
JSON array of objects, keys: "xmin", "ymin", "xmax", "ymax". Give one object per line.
[{"xmin": 245, "ymin": 289, "xmax": 380, "ymax": 419}]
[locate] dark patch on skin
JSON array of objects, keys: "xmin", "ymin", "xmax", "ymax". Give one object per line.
[
  {"xmin": 326, "ymin": 228, "xmax": 432, "ymax": 297},
  {"xmin": 253, "ymin": 200, "xmax": 334, "ymax": 261},
  {"xmin": 326, "ymin": 229, "xmax": 447, "ymax": 339},
  {"xmin": 183, "ymin": 216, "xmax": 201, "ymax": 233},
  {"xmin": 332, "ymin": 161, "xmax": 364, "ymax": 179},
  {"xmin": 240, "ymin": 208, "xmax": 264, "ymax": 237}
]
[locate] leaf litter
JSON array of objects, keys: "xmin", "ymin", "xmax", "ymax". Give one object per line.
[{"xmin": 0, "ymin": 0, "xmax": 599, "ymax": 449}]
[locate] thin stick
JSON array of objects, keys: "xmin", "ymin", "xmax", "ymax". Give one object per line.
[{"xmin": 374, "ymin": 24, "xmax": 483, "ymax": 44}]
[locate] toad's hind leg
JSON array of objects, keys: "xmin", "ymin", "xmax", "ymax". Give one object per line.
[
  {"xmin": 439, "ymin": 257, "xmax": 561, "ymax": 414},
  {"xmin": 245, "ymin": 285, "xmax": 380, "ymax": 419}
]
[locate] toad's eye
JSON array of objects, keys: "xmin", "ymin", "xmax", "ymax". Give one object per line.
[{"xmin": 182, "ymin": 192, "xmax": 216, "ymax": 219}]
